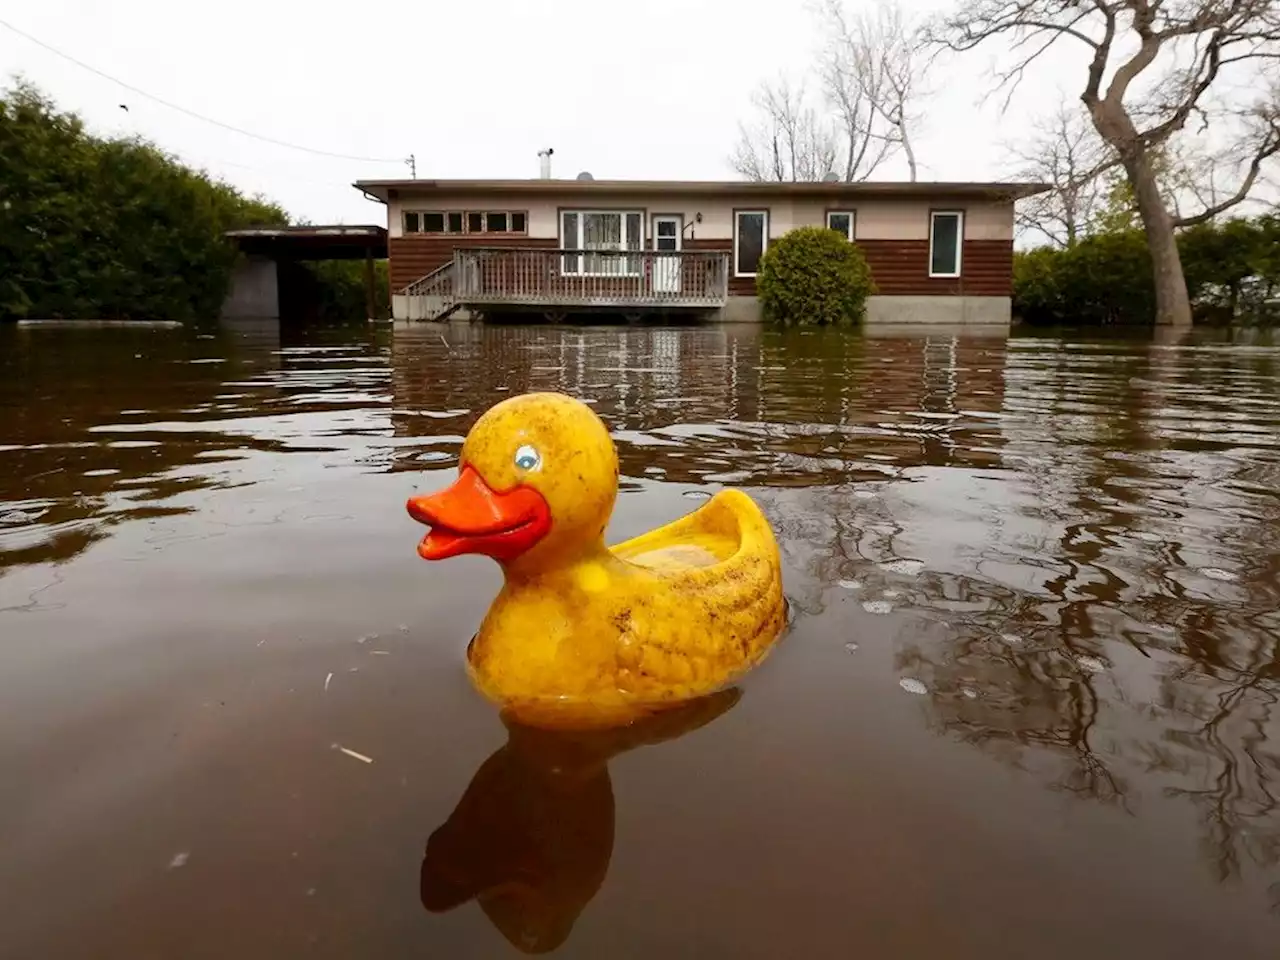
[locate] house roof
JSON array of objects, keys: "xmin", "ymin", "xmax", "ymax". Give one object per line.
[{"xmin": 352, "ymin": 178, "xmax": 1051, "ymax": 204}]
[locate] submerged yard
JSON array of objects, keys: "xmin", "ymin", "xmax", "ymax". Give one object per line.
[{"xmin": 2, "ymin": 321, "xmax": 1279, "ymax": 958}]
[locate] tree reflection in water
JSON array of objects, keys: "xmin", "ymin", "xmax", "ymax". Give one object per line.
[
  {"xmin": 7, "ymin": 320, "xmax": 1280, "ymax": 922},
  {"xmin": 392, "ymin": 326, "xmax": 1280, "ymax": 908},
  {"xmin": 817, "ymin": 335, "xmax": 1280, "ymax": 907}
]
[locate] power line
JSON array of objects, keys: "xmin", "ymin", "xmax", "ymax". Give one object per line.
[{"xmin": 0, "ymin": 16, "xmax": 406, "ymax": 165}]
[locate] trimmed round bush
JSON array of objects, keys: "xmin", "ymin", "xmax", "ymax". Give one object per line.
[{"xmin": 756, "ymin": 226, "xmax": 877, "ymax": 326}]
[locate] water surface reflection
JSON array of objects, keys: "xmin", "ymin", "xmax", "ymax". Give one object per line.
[
  {"xmin": 2, "ymin": 321, "xmax": 1279, "ymax": 957},
  {"xmin": 422, "ymin": 691, "xmax": 740, "ymax": 953}
]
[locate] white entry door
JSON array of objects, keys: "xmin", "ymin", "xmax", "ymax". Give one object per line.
[{"xmin": 652, "ymin": 215, "xmax": 682, "ymax": 294}]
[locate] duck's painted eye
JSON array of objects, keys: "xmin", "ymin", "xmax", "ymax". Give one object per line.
[{"xmin": 513, "ymin": 444, "xmax": 542, "ymax": 472}]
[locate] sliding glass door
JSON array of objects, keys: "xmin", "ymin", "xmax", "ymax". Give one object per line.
[{"xmin": 561, "ymin": 210, "xmax": 643, "ymax": 276}]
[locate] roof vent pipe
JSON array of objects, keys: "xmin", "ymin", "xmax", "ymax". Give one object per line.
[{"xmin": 537, "ymin": 148, "xmax": 554, "ymax": 179}]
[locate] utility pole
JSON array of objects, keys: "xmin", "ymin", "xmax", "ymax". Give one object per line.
[{"xmin": 405, "ymin": 154, "xmax": 416, "ymax": 178}]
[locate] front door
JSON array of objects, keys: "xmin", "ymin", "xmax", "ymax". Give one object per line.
[{"xmin": 652, "ymin": 215, "xmax": 682, "ymax": 294}]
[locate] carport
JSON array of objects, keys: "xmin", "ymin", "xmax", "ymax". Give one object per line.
[{"xmin": 222, "ymin": 225, "xmax": 388, "ymax": 323}]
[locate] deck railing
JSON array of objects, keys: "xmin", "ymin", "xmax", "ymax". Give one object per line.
[
  {"xmin": 452, "ymin": 248, "xmax": 729, "ymax": 308},
  {"xmin": 402, "ymin": 260, "xmax": 457, "ymax": 321}
]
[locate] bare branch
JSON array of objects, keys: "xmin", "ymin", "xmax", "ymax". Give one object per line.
[
  {"xmin": 729, "ymin": 77, "xmax": 840, "ymax": 182},
  {"xmin": 1174, "ymin": 90, "xmax": 1280, "ymax": 225},
  {"xmin": 816, "ymin": 0, "xmax": 925, "ymax": 180},
  {"xmin": 1003, "ymin": 98, "xmax": 1119, "ymax": 246},
  {"xmin": 932, "ymin": 0, "xmax": 1280, "ymax": 188}
]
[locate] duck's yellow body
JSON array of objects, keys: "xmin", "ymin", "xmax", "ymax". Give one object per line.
[{"xmin": 407, "ymin": 392, "xmax": 786, "ymax": 726}]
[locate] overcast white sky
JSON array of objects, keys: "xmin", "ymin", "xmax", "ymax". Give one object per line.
[{"xmin": 1, "ymin": 0, "xmax": 1088, "ymax": 225}]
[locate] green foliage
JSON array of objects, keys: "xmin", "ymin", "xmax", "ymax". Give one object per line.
[
  {"xmin": 756, "ymin": 226, "xmax": 876, "ymax": 326},
  {"xmin": 1090, "ymin": 148, "xmax": 1177, "ymax": 237},
  {"xmin": 1014, "ymin": 230, "xmax": 1153, "ymax": 325},
  {"xmin": 1014, "ymin": 216, "xmax": 1280, "ymax": 326},
  {"xmin": 0, "ymin": 79, "xmax": 287, "ymax": 322},
  {"xmin": 1092, "ymin": 170, "xmax": 1141, "ymax": 235},
  {"xmin": 1179, "ymin": 216, "xmax": 1280, "ymax": 325}
]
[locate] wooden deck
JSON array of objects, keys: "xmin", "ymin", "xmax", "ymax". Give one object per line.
[{"xmin": 402, "ymin": 248, "xmax": 729, "ymax": 320}]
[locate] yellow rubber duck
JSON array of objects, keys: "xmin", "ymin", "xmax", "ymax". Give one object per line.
[{"xmin": 406, "ymin": 392, "xmax": 786, "ymax": 726}]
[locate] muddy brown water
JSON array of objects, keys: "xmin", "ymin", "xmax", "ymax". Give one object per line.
[{"xmin": 2, "ymin": 320, "xmax": 1279, "ymax": 958}]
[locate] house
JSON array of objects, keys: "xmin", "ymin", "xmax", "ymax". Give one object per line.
[{"xmin": 352, "ymin": 175, "xmax": 1048, "ymax": 325}]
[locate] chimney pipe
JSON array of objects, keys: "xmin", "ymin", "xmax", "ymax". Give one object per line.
[{"xmin": 537, "ymin": 147, "xmax": 554, "ymax": 179}]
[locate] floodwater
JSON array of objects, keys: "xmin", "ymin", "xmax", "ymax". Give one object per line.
[{"xmin": 2, "ymin": 320, "xmax": 1280, "ymax": 959}]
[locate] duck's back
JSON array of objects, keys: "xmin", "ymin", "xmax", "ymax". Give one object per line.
[{"xmin": 610, "ymin": 489, "xmax": 787, "ymax": 703}]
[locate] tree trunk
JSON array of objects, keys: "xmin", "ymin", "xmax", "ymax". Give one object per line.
[
  {"xmin": 1126, "ymin": 152, "xmax": 1193, "ymax": 328},
  {"xmin": 900, "ymin": 124, "xmax": 918, "ymax": 182}
]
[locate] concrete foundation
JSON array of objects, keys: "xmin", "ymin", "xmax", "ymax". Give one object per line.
[
  {"xmin": 221, "ymin": 256, "xmax": 280, "ymax": 320},
  {"xmin": 865, "ymin": 295, "xmax": 1011, "ymax": 326},
  {"xmin": 717, "ymin": 296, "xmax": 764, "ymax": 323},
  {"xmin": 714, "ymin": 294, "xmax": 1011, "ymax": 326},
  {"xmin": 388, "ymin": 293, "xmax": 1010, "ymax": 327}
]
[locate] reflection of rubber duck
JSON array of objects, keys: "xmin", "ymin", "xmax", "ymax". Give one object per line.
[
  {"xmin": 420, "ymin": 689, "xmax": 741, "ymax": 954},
  {"xmin": 406, "ymin": 392, "xmax": 786, "ymax": 726}
]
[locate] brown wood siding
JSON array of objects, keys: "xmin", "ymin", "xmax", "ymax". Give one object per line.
[
  {"xmin": 389, "ymin": 235, "xmax": 557, "ymax": 291},
  {"xmin": 684, "ymin": 237, "xmax": 1012, "ymax": 297},
  {"xmin": 856, "ymin": 239, "xmax": 1013, "ymax": 296}
]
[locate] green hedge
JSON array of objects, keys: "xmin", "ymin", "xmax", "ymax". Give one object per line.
[
  {"xmin": 1, "ymin": 80, "xmax": 287, "ymax": 322},
  {"xmin": 757, "ymin": 226, "xmax": 877, "ymax": 326},
  {"xmin": 1014, "ymin": 217, "xmax": 1280, "ymax": 326}
]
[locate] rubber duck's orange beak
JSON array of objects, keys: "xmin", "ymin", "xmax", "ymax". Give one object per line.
[{"xmin": 407, "ymin": 464, "xmax": 551, "ymax": 563}]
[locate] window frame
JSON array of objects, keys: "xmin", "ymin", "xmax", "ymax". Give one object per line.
[
  {"xmin": 734, "ymin": 208, "xmax": 770, "ymax": 278},
  {"xmin": 559, "ymin": 208, "xmax": 645, "ymax": 277},
  {"xmin": 928, "ymin": 210, "xmax": 964, "ymax": 278},
  {"xmin": 825, "ymin": 209, "xmax": 856, "ymax": 241},
  {"xmin": 401, "ymin": 209, "xmax": 529, "ymax": 236}
]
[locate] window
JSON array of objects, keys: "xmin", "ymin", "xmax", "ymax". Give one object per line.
[
  {"xmin": 561, "ymin": 210, "xmax": 643, "ymax": 275},
  {"xmin": 403, "ymin": 209, "xmax": 529, "ymax": 235},
  {"xmin": 827, "ymin": 210, "xmax": 856, "ymax": 241},
  {"xmin": 929, "ymin": 211, "xmax": 964, "ymax": 277},
  {"xmin": 735, "ymin": 210, "xmax": 768, "ymax": 277}
]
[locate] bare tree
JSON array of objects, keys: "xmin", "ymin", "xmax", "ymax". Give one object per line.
[
  {"xmin": 731, "ymin": 0, "xmax": 927, "ymax": 183},
  {"xmin": 930, "ymin": 1, "xmax": 1280, "ymax": 328},
  {"xmin": 1005, "ymin": 99, "xmax": 1117, "ymax": 247},
  {"xmin": 730, "ymin": 77, "xmax": 840, "ymax": 182},
  {"xmin": 817, "ymin": 0, "xmax": 924, "ymax": 181}
]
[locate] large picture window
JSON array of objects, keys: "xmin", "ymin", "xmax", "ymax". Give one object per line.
[
  {"xmin": 560, "ymin": 210, "xmax": 643, "ymax": 276},
  {"xmin": 929, "ymin": 211, "xmax": 964, "ymax": 278},
  {"xmin": 735, "ymin": 210, "xmax": 769, "ymax": 277}
]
